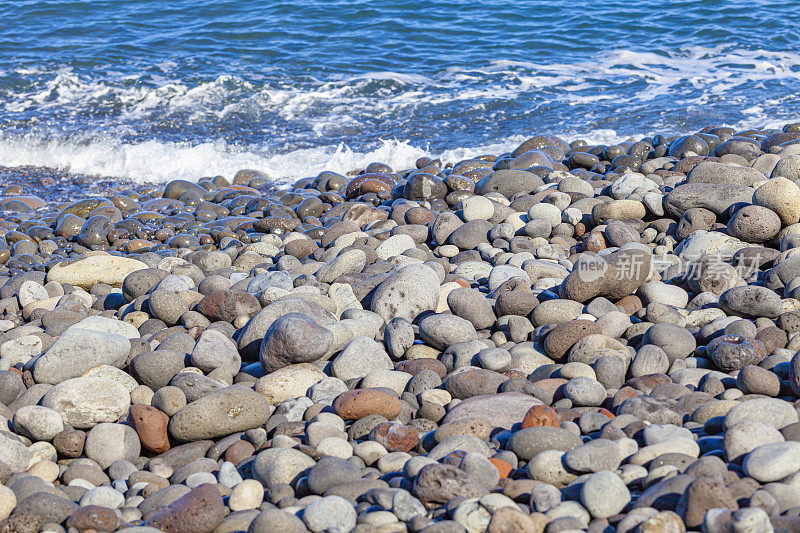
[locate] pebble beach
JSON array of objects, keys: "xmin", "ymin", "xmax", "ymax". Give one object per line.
[{"xmin": 0, "ymin": 124, "xmax": 799, "ymax": 532}]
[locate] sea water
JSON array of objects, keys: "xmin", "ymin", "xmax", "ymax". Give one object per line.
[{"xmin": 1, "ymin": 0, "xmax": 798, "ymax": 184}]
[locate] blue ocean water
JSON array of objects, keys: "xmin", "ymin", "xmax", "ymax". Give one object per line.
[{"xmin": 0, "ymin": 0, "xmax": 798, "ymax": 184}]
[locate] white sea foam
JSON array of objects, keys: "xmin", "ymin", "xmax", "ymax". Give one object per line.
[
  {"xmin": 0, "ymin": 134, "xmax": 508, "ymax": 184},
  {"xmin": 0, "ymin": 129, "xmax": 633, "ymax": 185}
]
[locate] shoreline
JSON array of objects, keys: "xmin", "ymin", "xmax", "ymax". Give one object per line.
[{"xmin": 0, "ymin": 122, "xmax": 799, "ymax": 530}]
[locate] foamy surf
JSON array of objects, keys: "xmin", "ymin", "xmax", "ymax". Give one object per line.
[
  {"xmin": 3, "ymin": 119, "xmax": 782, "ymax": 186},
  {"xmin": 0, "ymin": 111, "xmax": 789, "ymax": 187},
  {"xmin": 0, "ymin": 134, "xmax": 528, "ymax": 185}
]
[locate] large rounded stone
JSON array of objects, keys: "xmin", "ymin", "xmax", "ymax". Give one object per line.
[
  {"xmin": 418, "ymin": 314, "xmax": 478, "ymax": 350},
  {"xmin": 665, "ymin": 183, "xmax": 754, "ymax": 217},
  {"xmin": 252, "ymin": 448, "xmax": 316, "ymax": 489},
  {"xmin": 122, "ymin": 268, "xmax": 169, "ymax": 302},
  {"xmin": 561, "ymin": 248, "xmax": 651, "ymax": 302},
  {"xmin": 307, "ymin": 456, "xmax": 362, "ymax": 495},
  {"xmin": 169, "ymin": 384, "xmax": 273, "ymax": 441},
  {"xmin": 719, "ymin": 286, "xmax": 783, "ymax": 318},
  {"xmin": 331, "ymin": 336, "xmax": 392, "ymax": 381},
  {"xmin": 302, "ymin": 495, "xmax": 357, "ymax": 533},
  {"xmin": 724, "ymin": 398, "xmax": 799, "ymax": 430},
  {"xmin": 412, "ymin": 463, "xmax": 489, "ymax": 509},
  {"xmin": 333, "ymin": 389, "xmax": 402, "ymax": 420},
  {"xmin": 725, "ymin": 420, "xmax": 784, "ymax": 462},
  {"xmin": 47, "ymin": 255, "xmax": 149, "ymax": 290},
  {"xmin": 508, "ymin": 427, "xmax": 583, "ymax": 461},
  {"xmin": 444, "ymin": 369, "xmax": 507, "ymax": 399},
  {"xmin": 441, "ymin": 393, "xmax": 542, "ymax": 430},
  {"xmin": 148, "ymin": 290, "xmax": 189, "ymax": 326},
  {"xmin": 41, "ymin": 377, "xmax": 130, "ymax": 429},
  {"xmin": 143, "ymin": 483, "xmax": 225, "ymax": 533},
  {"xmin": 32, "ymin": 327, "xmax": 130, "ymax": 384},
  {"xmin": 753, "ymin": 177, "xmax": 800, "ymax": 226},
  {"xmin": 238, "ymin": 297, "xmax": 337, "ymax": 360},
  {"xmin": 640, "ymin": 323, "xmax": 696, "ymax": 363},
  {"xmin": 447, "ymin": 288, "xmax": 496, "ymax": 330},
  {"xmin": 581, "ymin": 470, "xmax": 630, "ymax": 519},
  {"xmin": 84, "ymin": 423, "xmax": 141, "ymax": 468},
  {"xmin": 707, "ymin": 335, "xmax": 767, "ymax": 372},
  {"xmin": 259, "ymin": 313, "xmax": 333, "ymax": 372},
  {"xmin": 370, "ymin": 264, "xmax": 440, "ymax": 323},
  {"xmin": 190, "ymin": 329, "xmax": 241, "ymax": 376},
  {"xmin": 0, "ymin": 433, "xmax": 32, "ymax": 473},
  {"xmin": 197, "ymin": 290, "xmax": 260, "ymax": 323},
  {"xmin": 476, "ymin": 170, "xmax": 544, "ymax": 198},
  {"xmin": 255, "ymin": 363, "xmax": 325, "ymax": 405},
  {"xmin": 543, "ymin": 320, "xmax": 601, "ymax": 361},
  {"xmin": 12, "ymin": 406, "xmax": 64, "ymax": 442},
  {"xmin": 727, "ymin": 205, "xmax": 781, "ymax": 243},
  {"xmin": 743, "ymin": 441, "xmax": 800, "ymax": 482}
]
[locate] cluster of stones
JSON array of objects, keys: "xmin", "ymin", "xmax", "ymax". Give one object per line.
[{"xmin": 0, "ymin": 123, "xmax": 798, "ymax": 532}]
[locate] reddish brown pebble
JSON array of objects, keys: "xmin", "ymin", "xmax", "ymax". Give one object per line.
[
  {"xmin": 521, "ymin": 405, "xmax": 560, "ymax": 428},
  {"xmin": 584, "ymin": 230, "xmax": 606, "ymax": 252},
  {"xmin": 333, "ymin": 389, "xmax": 402, "ymax": 420},
  {"xmin": 556, "ymin": 408, "xmax": 580, "ymax": 423},
  {"xmin": 626, "ymin": 373, "xmax": 672, "ymax": 394},
  {"xmin": 129, "ymin": 403, "xmax": 171, "ymax": 454},
  {"xmin": 224, "ymin": 440, "xmax": 256, "ymax": 465},
  {"xmin": 368, "ymin": 422, "xmax": 420, "ymax": 452},
  {"xmin": 531, "ymin": 378, "xmax": 568, "ymax": 396},
  {"xmin": 395, "ymin": 358, "xmax": 448, "ymax": 378},
  {"xmin": 144, "ymin": 483, "xmax": 225, "ymax": 533},
  {"xmin": 489, "ymin": 458, "xmax": 513, "ymax": 479},
  {"xmin": 616, "ymin": 295, "xmax": 643, "ymax": 315},
  {"xmin": 66, "ymin": 505, "xmax": 120, "ymax": 532},
  {"xmin": 543, "ymin": 320, "xmax": 602, "ymax": 361}
]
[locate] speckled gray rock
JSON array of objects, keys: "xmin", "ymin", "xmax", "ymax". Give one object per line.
[
  {"xmin": 743, "ymin": 441, "xmax": 800, "ymax": 482},
  {"xmin": 581, "ymin": 470, "xmax": 630, "ymax": 518},
  {"xmin": 724, "ymin": 397, "xmax": 799, "ymax": 430},
  {"xmin": 302, "ymin": 495, "xmax": 357, "ymax": 532},
  {"xmin": 331, "ymin": 336, "xmax": 393, "ymax": 381},
  {"xmin": 41, "ymin": 377, "xmax": 130, "ymax": 429},
  {"xmin": 190, "ymin": 328, "xmax": 241, "ymax": 376},
  {"xmin": 0, "ymin": 432, "xmax": 32, "ymax": 472},
  {"xmin": 412, "ymin": 463, "xmax": 489, "ymax": 509},
  {"xmin": 259, "ymin": 313, "xmax": 333, "ymax": 372},
  {"xmin": 564, "ymin": 439, "xmax": 622, "ymax": 473},
  {"xmin": 32, "ymin": 327, "xmax": 130, "ymax": 384},
  {"xmin": 508, "ymin": 427, "xmax": 583, "ymax": 460},
  {"xmin": 307, "ymin": 456, "xmax": 361, "ymax": 495},
  {"xmin": 12, "ymin": 406, "xmax": 64, "ymax": 442},
  {"xmin": 84, "ymin": 423, "xmax": 141, "ymax": 468},
  {"xmin": 169, "ymin": 384, "xmax": 273, "ymax": 441},
  {"xmin": 640, "ymin": 323, "xmax": 696, "ymax": 363},
  {"xmin": 418, "ymin": 313, "xmax": 478, "ymax": 350},
  {"xmin": 370, "ymin": 264, "xmax": 440, "ymax": 323},
  {"xmin": 725, "ymin": 420, "xmax": 784, "ymax": 462},
  {"xmin": 440, "ymin": 392, "xmax": 543, "ymax": 429},
  {"xmin": 237, "ymin": 296, "xmax": 337, "ymax": 360},
  {"xmin": 563, "ymin": 376, "xmax": 607, "ymax": 406},
  {"xmin": 719, "ymin": 286, "xmax": 783, "ymax": 318},
  {"xmin": 252, "ymin": 447, "xmax": 316, "ymax": 489},
  {"xmin": 447, "ymin": 288, "xmax": 496, "ymax": 330}
]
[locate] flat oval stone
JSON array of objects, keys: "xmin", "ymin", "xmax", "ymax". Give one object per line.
[
  {"xmin": 743, "ymin": 441, "xmax": 800, "ymax": 482},
  {"xmin": 168, "ymin": 384, "xmax": 273, "ymax": 441}
]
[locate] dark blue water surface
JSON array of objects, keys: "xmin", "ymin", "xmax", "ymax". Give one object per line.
[{"xmin": 0, "ymin": 0, "xmax": 798, "ymax": 183}]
